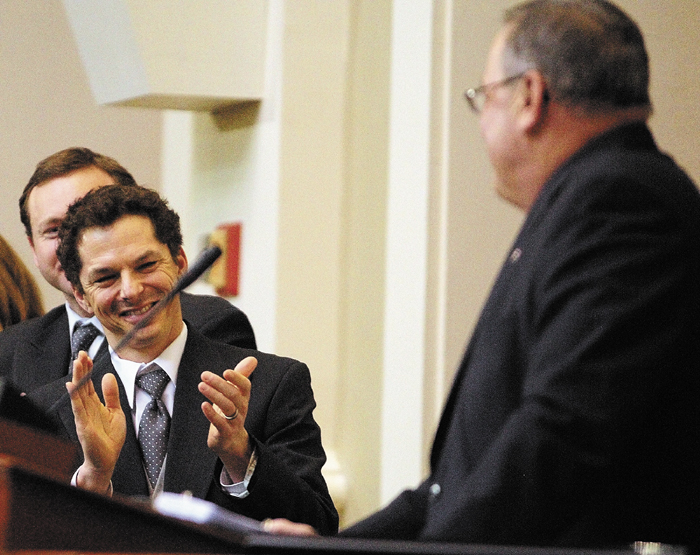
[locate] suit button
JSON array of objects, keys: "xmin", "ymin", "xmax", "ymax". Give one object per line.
[{"xmin": 429, "ymin": 483, "xmax": 441, "ymax": 499}]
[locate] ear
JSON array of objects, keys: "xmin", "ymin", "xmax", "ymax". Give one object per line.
[
  {"xmin": 515, "ymin": 70, "xmax": 549, "ymax": 133},
  {"xmin": 73, "ymin": 285, "xmax": 94, "ymax": 316},
  {"xmin": 176, "ymin": 246, "xmax": 188, "ymax": 277}
]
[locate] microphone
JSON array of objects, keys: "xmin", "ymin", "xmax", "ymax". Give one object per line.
[
  {"xmin": 48, "ymin": 245, "xmax": 222, "ymax": 413},
  {"xmin": 112, "ymin": 244, "xmax": 222, "ymax": 353}
]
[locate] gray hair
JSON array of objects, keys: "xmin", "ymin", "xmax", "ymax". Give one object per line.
[{"xmin": 503, "ymin": 0, "xmax": 651, "ymax": 112}]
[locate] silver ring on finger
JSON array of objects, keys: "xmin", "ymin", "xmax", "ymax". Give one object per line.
[{"xmin": 225, "ymin": 406, "xmax": 239, "ymax": 420}]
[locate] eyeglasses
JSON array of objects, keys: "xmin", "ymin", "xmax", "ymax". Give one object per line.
[{"xmin": 464, "ymin": 73, "xmax": 526, "ymax": 114}]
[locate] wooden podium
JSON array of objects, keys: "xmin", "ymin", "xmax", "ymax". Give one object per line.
[
  {"xmin": 0, "ymin": 416, "xmax": 253, "ymax": 553},
  {"xmin": 0, "ymin": 416, "xmax": 639, "ymax": 555}
]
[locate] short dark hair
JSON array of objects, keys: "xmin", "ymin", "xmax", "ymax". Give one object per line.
[
  {"xmin": 503, "ymin": 0, "xmax": 651, "ymax": 112},
  {"xmin": 19, "ymin": 147, "xmax": 138, "ymax": 238},
  {"xmin": 57, "ymin": 185, "xmax": 183, "ymax": 293}
]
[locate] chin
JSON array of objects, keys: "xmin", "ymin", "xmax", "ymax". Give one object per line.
[{"xmin": 495, "ymin": 183, "xmax": 520, "ymax": 208}]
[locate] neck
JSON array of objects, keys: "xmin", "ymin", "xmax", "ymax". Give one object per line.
[
  {"xmin": 517, "ymin": 104, "xmax": 650, "ymax": 212},
  {"xmin": 66, "ymin": 294, "xmax": 92, "ymax": 318}
]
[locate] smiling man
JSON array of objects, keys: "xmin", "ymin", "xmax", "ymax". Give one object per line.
[
  {"xmin": 63, "ymin": 210, "xmax": 186, "ymax": 364},
  {"xmin": 29, "ymin": 185, "xmax": 338, "ymax": 534}
]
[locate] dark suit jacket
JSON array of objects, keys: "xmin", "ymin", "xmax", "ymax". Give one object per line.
[
  {"xmin": 28, "ymin": 325, "xmax": 338, "ymax": 535},
  {"xmin": 343, "ymin": 124, "xmax": 700, "ymax": 550},
  {"xmin": 0, "ymin": 291, "xmax": 255, "ymax": 393}
]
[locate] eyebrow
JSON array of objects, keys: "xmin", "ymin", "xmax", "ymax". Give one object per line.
[{"xmin": 36, "ymin": 218, "xmax": 62, "ymax": 232}]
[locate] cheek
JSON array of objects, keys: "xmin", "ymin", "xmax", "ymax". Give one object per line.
[
  {"xmin": 84, "ymin": 289, "xmax": 111, "ymax": 313},
  {"xmin": 478, "ymin": 114, "xmax": 489, "ymax": 140},
  {"xmin": 35, "ymin": 239, "xmax": 56, "ymax": 261},
  {"xmin": 157, "ymin": 268, "xmax": 180, "ymax": 289},
  {"xmin": 482, "ymin": 114, "xmax": 514, "ymax": 165},
  {"xmin": 480, "ymin": 113, "xmax": 500, "ymax": 153}
]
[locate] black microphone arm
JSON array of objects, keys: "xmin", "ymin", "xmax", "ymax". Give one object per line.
[{"xmin": 48, "ymin": 245, "xmax": 222, "ymax": 413}]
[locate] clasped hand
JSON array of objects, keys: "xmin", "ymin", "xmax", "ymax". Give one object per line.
[{"xmin": 67, "ymin": 351, "xmax": 258, "ymax": 493}]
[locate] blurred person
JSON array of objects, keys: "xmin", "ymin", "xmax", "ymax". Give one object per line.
[
  {"xmin": 0, "ymin": 234, "xmax": 44, "ymax": 330},
  {"xmin": 265, "ymin": 0, "xmax": 700, "ymax": 550}
]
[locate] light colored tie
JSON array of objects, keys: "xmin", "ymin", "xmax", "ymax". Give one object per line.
[
  {"xmin": 69, "ymin": 322, "xmax": 100, "ymax": 370},
  {"xmin": 136, "ymin": 364, "xmax": 171, "ymax": 489}
]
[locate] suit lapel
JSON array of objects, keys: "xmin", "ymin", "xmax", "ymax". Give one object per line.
[
  {"xmin": 91, "ymin": 353, "xmax": 150, "ymax": 496},
  {"xmin": 27, "ymin": 308, "xmax": 72, "ymax": 389},
  {"xmin": 428, "ymin": 232, "xmax": 525, "ymax": 469},
  {"xmin": 430, "ymin": 341, "xmax": 473, "ymax": 469},
  {"xmin": 36, "ymin": 376, "xmax": 78, "ymax": 441},
  {"xmin": 163, "ymin": 330, "xmax": 220, "ymax": 498}
]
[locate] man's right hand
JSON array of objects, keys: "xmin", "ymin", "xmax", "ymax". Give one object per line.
[
  {"xmin": 263, "ymin": 518, "xmax": 319, "ymax": 537},
  {"xmin": 67, "ymin": 351, "xmax": 126, "ymax": 494}
]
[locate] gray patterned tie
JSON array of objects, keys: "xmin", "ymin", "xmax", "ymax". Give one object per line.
[
  {"xmin": 69, "ymin": 322, "xmax": 100, "ymax": 371},
  {"xmin": 136, "ymin": 365, "xmax": 171, "ymax": 488}
]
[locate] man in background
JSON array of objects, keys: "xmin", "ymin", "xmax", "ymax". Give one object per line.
[
  {"xmin": 0, "ymin": 147, "xmax": 255, "ymax": 393},
  {"xmin": 266, "ymin": 0, "xmax": 700, "ymax": 549}
]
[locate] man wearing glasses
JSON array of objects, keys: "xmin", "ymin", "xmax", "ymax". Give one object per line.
[{"xmin": 266, "ymin": 0, "xmax": 700, "ymax": 550}]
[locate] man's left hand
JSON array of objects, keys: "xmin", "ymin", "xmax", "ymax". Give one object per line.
[{"xmin": 199, "ymin": 356, "xmax": 257, "ymax": 481}]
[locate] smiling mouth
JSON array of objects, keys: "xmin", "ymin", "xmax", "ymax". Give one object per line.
[{"xmin": 120, "ymin": 302, "xmax": 158, "ymax": 319}]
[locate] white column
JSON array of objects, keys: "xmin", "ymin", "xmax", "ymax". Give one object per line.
[
  {"xmin": 160, "ymin": 110, "xmax": 196, "ymax": 258},
  {"xmin": 380, "ymin": 0, "xmax": 434, "ymax": 504}
]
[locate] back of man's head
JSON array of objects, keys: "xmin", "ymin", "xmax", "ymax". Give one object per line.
[
  {"xmin": 503, "ymin": 0, "xmax": 650, "ymax": 114},
  {"xmin": 19, "ymin": 147, "xmax": 138, "ymax": 238},
  {"xmin": 57, "ymin": 185, "xmax": 183, "ymax": 293}
]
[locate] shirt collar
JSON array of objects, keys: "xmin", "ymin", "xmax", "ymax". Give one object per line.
[
  {"xmin": 109, "ymin": 324, "xmax": 188, "ymax": 410},
  {"xmin": 66, "ymin": 302, "xmax": 104, "ymax": 336}
]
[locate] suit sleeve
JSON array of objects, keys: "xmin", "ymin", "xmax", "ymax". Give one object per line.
[
  {"xmin": 340, "ymin": 482, "xmax": 430, "ymax": 540},
  {"xmin": 207, "ymin": 359, "xmax": 339, "ymax": 535}
]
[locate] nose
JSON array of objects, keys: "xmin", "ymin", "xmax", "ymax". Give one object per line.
[{"xmin": 119, "ymin": 270, "xmax": 144, "ymax": 301}]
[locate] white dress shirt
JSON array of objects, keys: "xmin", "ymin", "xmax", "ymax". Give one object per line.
[{"xmin": 74, "ymin": 322, "xmax": 256, "ymax": 498}]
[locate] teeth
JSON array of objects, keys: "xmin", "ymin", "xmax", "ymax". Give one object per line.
[{"xmin": 123, "ymin": 304, "xmax": 152, "ymax": 317}]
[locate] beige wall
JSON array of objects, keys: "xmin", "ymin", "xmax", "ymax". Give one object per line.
[
  {"xmin": 0, "ymin": 0, "xmax": 162, "ymax": 310},
  {"xmin": 278, "ymin": 0, "xmax": 392, "ymax": 520},
  {"xmin": 2, "ymin": 0, "xmax": 699, "ymax": 530}
]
